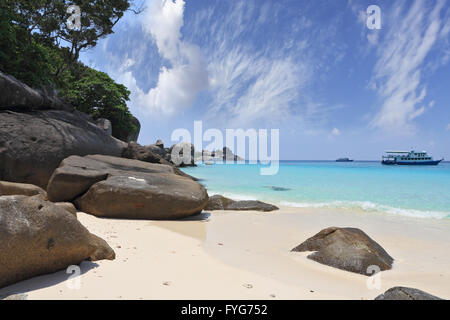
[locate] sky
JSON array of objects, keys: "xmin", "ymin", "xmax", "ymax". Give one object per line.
[{"xmin": 80, "ymin": 0, "xmax": 450, "ymax": 160}]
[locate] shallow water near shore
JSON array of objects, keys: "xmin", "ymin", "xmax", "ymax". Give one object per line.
[{"xmin": 182, "ymin": 161, "xmax": 450, "ymax": 219}]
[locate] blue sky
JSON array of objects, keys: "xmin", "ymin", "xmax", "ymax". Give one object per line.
[{"xmin": 80, "ymin": 0, "xmax": 450, "ymax": 160}]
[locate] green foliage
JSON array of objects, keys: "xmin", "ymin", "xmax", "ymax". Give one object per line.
[
  {"xmin": 60, "ymin": 67, "xmax": 136, "ymax": 141},
  {"xmin": 0, "ymin": 0, "xmax": 139, "ymax": 142}
]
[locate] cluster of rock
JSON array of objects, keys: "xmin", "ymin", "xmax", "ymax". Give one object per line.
[
  {"xmin": 0, "ymin": 72, "xmax": 209, "ymax": 290},
  {"xmin": 0, "ymin": 151, "xmax": 209, "ymax": 289},
  {"xmin": 47, "ymin": 155, "xmax": 208, "ymax": 219},
  {"xmin": 122, "ymin": 140, "xmax": 196, "ymax": 167},
  {"xmin": 200, "ymin": 147, "xmax": 244, "ymax": 162}
]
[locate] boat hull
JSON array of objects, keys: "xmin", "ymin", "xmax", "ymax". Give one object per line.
[{"xmin": 382, "ymin": 160, "xmax": 443, "ymax": 166}]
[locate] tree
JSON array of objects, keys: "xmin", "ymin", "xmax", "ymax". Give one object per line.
[
  {"xmin": 60, "ymin": 66, "xmax": 137, "ymax": 141},
  {"xmin": 0, "ymin": 0, "xmax": 141, "ymax": 142},
  {"xmin": 5, "ymin": 0, "xmax": 138, "ymax": 76}
]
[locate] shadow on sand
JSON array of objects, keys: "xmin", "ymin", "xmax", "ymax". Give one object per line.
[{"xmin": 0, "ymin": 261, "xmax": 99, "ymax": 297}]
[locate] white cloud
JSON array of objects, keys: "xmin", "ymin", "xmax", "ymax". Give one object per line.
[
  {"xmin": 331, "ymin": 128, "xmax": 340, "ymax": 136},
  {"xmin": 99, "ymin": 0, "xmax": 345, "ymax": 126},
  {"xmin": 120, "ymin": 0, "xmax": 209, "ymax": 115},
  {"xmin": 446, "ymin": 124, "xmax": 450, "ymax": 131},
  {"xmin": 207, "ymin": 49, "xmax": 308, "ymax": 126},
  {"xmin": 191, "ymin": 0, "xmax": 331, "ymax": 127},
  {"xmin": 367, "ymin": 33, "xmax": 379, "ymax": 46},
  {"xmin": 370, "ymin": 0, "xmax": 447, "ymax": 133}
]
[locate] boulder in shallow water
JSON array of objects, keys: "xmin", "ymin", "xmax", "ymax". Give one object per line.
[
  {"xmin": 205, "ymin": 195, "xmax": 279, "ymax": 212},
  {"xmin": 0, "ymin": 181, "xmax": 47, "ymax": 198},
  {"xmin": 291, "ymin": 227, "xmax": 394, "ymax": 275},
  {"xmin": 0, "ymin": 195, "xmax": 115, "ymax": 289},
  {"xmin": 375, "ymin": 287, "xmax": 443, "ymax": 300}
]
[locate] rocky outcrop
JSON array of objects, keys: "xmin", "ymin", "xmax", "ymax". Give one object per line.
[
  {"xmin": 147, "ymin": 142, "xmax": 168, "ymax": 158},
  {"xmin": 206, "ymin": 147, "xmax": 244, "ymax": 162},
  {"xmin": 0, "ymin": 195, "xmax": 115, "ymax": 288},
  {"xmin": 47, "ymin": 155, "xmax": 208, "ymax": 219},
  {"xmin": 205, "ymin": 195, "xmax": 279, "ymax": 212},
  {"xmin": 0, "ymin": 71, "xmax": 72, "ymax": 112},
  {"xmin": 375, "ymin": 287, "xmax": 443, "ymax": 300},
  {"xmin": 122, "ymin": 142, "xmax": 170, "ymax": 165},
  {"xmin": 291, "ymin": 227, "xmax": 394, "ymax": 275},
  {"xmin": 0, "ymin": 110, "xmax": 126, "ymax": 188},
  {"xmin": 0, "ymin": 181, "xmax": 47, "ymax": 198},
  {"xmin": 126, "ymin": 116, "xmax": 141, "ymax": 142},
  {"xmin": 96, "ymin": 118, "xmax": 112, "ymax": 135},
  {"xmin": 155, "ymin": 139, "xmax": 164, "ymax": 148},
  {"xmin": 135, "ymin": 140, "xmax": 197, "ymax": 167},
  {"xmin": 168, "ymin": 142, "xmax": 196, "ymax": 167}
]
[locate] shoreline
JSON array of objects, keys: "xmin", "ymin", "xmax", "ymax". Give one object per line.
[{"xmin": 1, "ymin": 206, "xmax": 448, "ymax": 300}]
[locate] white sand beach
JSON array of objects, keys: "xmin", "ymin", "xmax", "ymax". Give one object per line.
[{"xmin": 1, "ymin": 206, "xmax": 449, "ymax": 300}]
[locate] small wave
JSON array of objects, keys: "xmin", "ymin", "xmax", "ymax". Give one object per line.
[{"xmin": 280, "ymin": 200, "xmax": 450, "ymax": 219}]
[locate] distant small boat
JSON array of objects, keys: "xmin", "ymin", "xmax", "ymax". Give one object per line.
[
  {"xmin": 336, "ymin": 158, "xmax": 354, "ymax": 162},
  {"xmin": 382, "ymin": 150, "xmax": 443, "ymax": 166}
]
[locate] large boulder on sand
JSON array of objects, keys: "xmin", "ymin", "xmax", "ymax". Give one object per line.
[
  {"xmin": 0, "ymin": 110, "xmax": 126, "ymax": 188},
  {"xmin": 0, "ymin": 181, "xmax": 47, "ymax": 198},
  {"xmin": 291, "ymin": 227, "xmax": 394, "ymax": 275},
  {"xmin": 374, "ymin": 287, "xmax": 443, "ymax": 300},
  {"xmin": 47, "ymin": 155, "xmax": 209, "ymax": 219},
  {"xmin": 205, "ymin": 195, "xmax": 279, "ymax": 212},
  {"xmin": 0, "ymin": 195, "xmax": 115, "ymax": 288},
  {"xmin": 47, "ymin": 155, "xmax": 181, "ymax": 202},
  {"xmin": 76, "ymin": 174, "xmax": 208, "ymax": 219}
]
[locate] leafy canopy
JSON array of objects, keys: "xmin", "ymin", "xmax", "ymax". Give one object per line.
[{"xmin": 0, "ymin": 0, "xmax": 141, "ymax": 142}]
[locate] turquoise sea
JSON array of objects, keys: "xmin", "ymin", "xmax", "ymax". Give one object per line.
[{"xmin": 182, "ymin": 161, "xmax": 450, "ymax": 219}]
